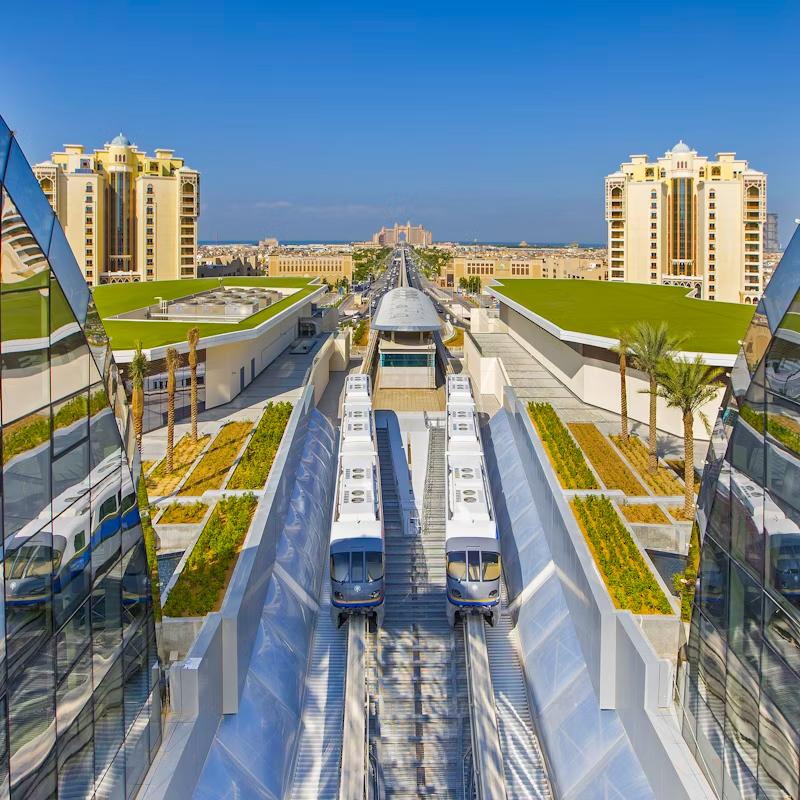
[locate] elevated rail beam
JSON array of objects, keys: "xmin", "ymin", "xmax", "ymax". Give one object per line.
[
  {"xmin": 464, "ymin": 615, "xmax": 508, "ymax": 800},
  {"xmin": 339, "ymin": 616, "xmax": 368, "ymax": 800}
]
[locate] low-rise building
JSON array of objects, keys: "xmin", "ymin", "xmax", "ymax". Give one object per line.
[
  {"xmin": 437, "ymin": 246, "xmax": 606, "ymax": 288},
  {"xmin": 268, "ymin": 247, "xmax": 353, "ymax": 281}
]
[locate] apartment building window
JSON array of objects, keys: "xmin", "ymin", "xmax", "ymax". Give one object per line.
[
  {"xmin": 85, "ymin": 196, "xmax": 92, "ymax": 203},
  {"xmin": 146, "ymin": 239, "xmax": 153, "ymax": 245},
  {"xmin": 710, "ymin": 234, "xmax": 716, "ymax": 241},
  {"xmin": 651, "ymin": 272, "xmax": 657, "ymax": 280},
  {"xmin": 651, "ymin": 223, "xmax": 657, "ymax": 230},
  {"xmin": 712, "ymin": 167, "xmax": 720, "ymax": 177},
  {"xmin": 147, "ymin": 259, "xmax": 153, "ymax": 266},
  {"xmin": 85, "ymin": 217, "xmax": 92, "ymax": 225},
  {"xmin": 651, "ymin": 191, "xmax": 657, "ymax": 199},
  {"xmin": 646, "ymin": 168, "xmax": 654, "ymax": 178},
  {"xmin": 86, "ymin": 260, "xmax": 93, "ymax": 267},
  {"xmin": 710, "ymin": 223, "xmax": 716, "ymax": 231},
  {"xmin": 651, "ymin": 202, "xmax": 657, "ymax": 209},
  {"xmin": 651, "ymin": 232, "xmax": 657, "ymax": 239},
  {"xmin": 85, "ymin": 183, "xmax": 92, "ymax": 192},
  {"xmin": 651, "ymin": 212, "xmax": 657, "ymax": 220}
]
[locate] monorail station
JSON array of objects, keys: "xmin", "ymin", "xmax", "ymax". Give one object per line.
[
  {"xmin": 371, "ymin": 286, "xmax": 440, "ymax": 388},
  {"xmin": 3, "ymin": 121, "xmax": 790, "ymax": 800}
]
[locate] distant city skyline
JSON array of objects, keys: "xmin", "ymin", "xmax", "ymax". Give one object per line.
[{"xmin": 4, "ymin": 1, "xmax": 798, "ymax": 244}]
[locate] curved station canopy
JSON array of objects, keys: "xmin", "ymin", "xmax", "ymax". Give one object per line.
[{"xmin": 371, "ymin": 287, "xmax": 441, "ymax": 332}]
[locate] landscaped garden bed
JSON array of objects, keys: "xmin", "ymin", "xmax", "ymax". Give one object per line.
[
  {"xmin": 228, "ymin": 402, "xmax": 293, "ymax": 490},
  {"xmin": 610, "ymin": 434, "xmax": 684, "ymax": 496},
  {"xmin": 618, "ymin": 503, "xmax": 670, "ymax": 525},
  {"xmin": 353, "ymin": 320, "xmax": 370, "ymax": 347},
  {"xmin": 528, "ymin": 402, "xmax": 598, "ymax": 490},
  {"xmin": 179, "ymin": 421, "xmax": 253, "ymax": 495},
  {"xmin": 146, "ymin": 434, "xmax": 210, "ymax": 496},
  {"xmin": 568, "ymin": 423, "xmax": 645, "ymax": 495},
  {"xmin": 668, "ymin": 506, "xmax": 695, "ymax": 522},
  {"xmin": 445, "ymin": 327, "xmax": 464, "ymax": 348},
  {"xmin": 157, "ymin": 501, "xmax": 209, "ymax": 525},
  {"xmin": 162, "ymin": 493, "xmax": 258, "ymax": 617},
  {"xmin": 571, "ymin": 495, "xmax": 672, "ymax": 614}
]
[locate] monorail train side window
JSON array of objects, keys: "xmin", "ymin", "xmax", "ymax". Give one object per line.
[
  {"xmin": 467, "ymin": 550, "xmax": 481, "ymax": 581},
  {"xmin": 99, "ymin": 495, "xmax": 117, "ymax": 522},
  {"xmin": 331, "ymin": 553, "xmax": 349, "ymax": 582},
  {"xmin": 366, "ymin": 552, "xmax": 383, "ymax": 581},
  {"xmin": 447, "ymin": 551, "xmax": 466, "ymax": 580},
  {"xmin": 351, "ymin": 552, "xmax": 365, "ymax": 582},
  {"xmin": 482, "ymin": 552, "xmax": 501, "ymax": 581}
]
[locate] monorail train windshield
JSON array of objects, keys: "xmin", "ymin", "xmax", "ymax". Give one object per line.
[
  {"xmin": 446, "ymin": 549, "xmax": 501, "ymax": 582},
  {"xmin": 331, "ymin": 550, "xmax": 384, "ymax": 583}
]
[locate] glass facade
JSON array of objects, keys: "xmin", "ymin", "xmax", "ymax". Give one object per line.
[
  {"xmin": 0, "ymin": 116, "xmax": 160, "ymax": 799},
  {"xmin": 682, "ymin": 223, "xmax": 800, "ymax": 798}
]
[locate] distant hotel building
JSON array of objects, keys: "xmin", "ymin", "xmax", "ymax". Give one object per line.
[
  {"xmin": 34, "ymin": 134, "xmax": 200, "ymax": 285},
  {"xmin": 372, "ymin": 221, "xmax": 432, "ymax": 246},
  {"xmin": 268, "ymin": 247, "xmax": 353, "ymax": 280},
  {"xmin": 605, "ymin": 142, "xmax": 766, "ymax": 304},
  {"xmin": 765, "ymin": 212, "xmax": 780, "ymax": 251}
]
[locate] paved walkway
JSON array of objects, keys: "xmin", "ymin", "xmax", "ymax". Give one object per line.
[
  {"xmin": 471, "ymin": 332, "xmax": 707, "ymax": 469},
  {"xmin": 141, "ymin": 335, "xmax": 330, "ymax": 464}
]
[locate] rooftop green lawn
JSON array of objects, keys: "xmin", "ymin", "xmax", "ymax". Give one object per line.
[
  {"xmin": 492, "ymin": 279, "xmax": 754, "ymax": 354},
  {"xmin": 92, "ymin": 277, "xmax": 318, "ymax": 349}
]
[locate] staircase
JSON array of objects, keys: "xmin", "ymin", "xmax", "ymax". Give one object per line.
[
  {"xmin": 484, "ymin": 583, "xmax": 553, "ymax": 800},
  {"xmin": 378, "ymin": 425, "xmax": 466, "ymax": 799},
  {"xmin": 289, "ymin": 580, "xmax": 347, "ymax": 800}
]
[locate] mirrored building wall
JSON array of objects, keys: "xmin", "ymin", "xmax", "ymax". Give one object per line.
[
  {"xmin": 682, "ymin": 223, "xmax": 800, "ymax": 798},
  {"xmin": 0, "ymin": 116, "xmax": 160, "ymax": 798}
]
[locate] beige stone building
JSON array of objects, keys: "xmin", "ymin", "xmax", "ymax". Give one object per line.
[
  {"xmin": 34, "ymin": 134, "xmax": 199, "ymax": 285},
  {"xmin": 605, "ymin": 141, "xmax": 766, "ymax": 303},
  {"xmin": 439, "ymin": 250, "xmax": 606, "ymax": 288},
  {"xmin": 268, "ymin": 248, "xmax": 353, "ymax": 280},
  {"xmin": 373, "ymin": 222, "xmax": 432, "ymax": 246}
]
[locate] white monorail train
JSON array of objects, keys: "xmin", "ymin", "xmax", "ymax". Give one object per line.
[
  {"xmin": 445, "ymin": 375, "xmax": 501, "ymax": 626},
  {"xmin": 330, "ymin": 374, "xmax": 385, "ymax": 626}
]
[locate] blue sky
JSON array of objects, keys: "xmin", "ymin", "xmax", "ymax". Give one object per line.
[{"xmin": 4, "ymin": 1, "xmax": 799, "ymax": 244}]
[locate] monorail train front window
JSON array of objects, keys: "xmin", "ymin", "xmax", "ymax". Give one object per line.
[
  {"xmin": 447, "ymin": 551, "xmax": 466, "ymax": 580},
  {"xmin": 467, "ymin": 550, "xmax": 481, "ymax": 581},
  {"xmin": 482, "ymin": 552, "xmax": 501, "ymax": 581},
  {"xmin": 351, "ymin": 552, "xmax": 365, "ymax": 582},
  {"xmin": 366, "ymin": 552, "xmax": 383, "ymax": 581},
  {"xmin": 331, "ymin": 553, "xmax": 349, "ymax": 582}
]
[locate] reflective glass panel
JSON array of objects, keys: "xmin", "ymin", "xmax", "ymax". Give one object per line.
[
  {"xmin": 0, "ymin": 286, "xmax": 50, "ymax": 425},
  {"xmin": 2, "ymin": 141, "xmax": 55, "ymax": 254},
  {"xmin": 0, "ymin": 188, "xmax": 49, "ymax": 292}
]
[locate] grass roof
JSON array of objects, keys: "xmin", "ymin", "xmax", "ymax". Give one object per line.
[
  {"xmin": 491, "ymin": 279, "xmax": 754, "ymax": 354},
  {"xmin": 93, "ymin": 277, "xmax": 318, "ymax": 349}
]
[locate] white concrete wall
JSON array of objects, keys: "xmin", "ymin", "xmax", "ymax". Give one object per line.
[
  {"xmin": 203, "ymin": 309, "xmax": 301, "ymax": 408},
  {"xmin": 464, "ymin": 332, "xmax": 510, "ymax": 401},
  {"xmin": 502, "ymin": 306, "xmax": 723, "ymax": 440}
]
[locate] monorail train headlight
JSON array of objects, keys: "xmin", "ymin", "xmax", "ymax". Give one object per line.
[
  {"xmin": 489, "ymin": 590, "xmax": 498, "ymax": 598},
  {"xmin": 451, "ymin": 589, "xmax": 462, "ymax": 599},
  {"xmin": 370, "ymin": 591, "xmax": 382, "ymax": 599},
  {"xmin": 334, "ymin": 591, "xmax": 344, "ymax": 600}
]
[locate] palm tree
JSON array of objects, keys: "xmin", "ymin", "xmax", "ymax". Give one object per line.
[
  {"xmin": 130, "ymin": 341, "xmax": 149, "ymax": 456},
  {"xmin": 611, "ymin": 328, "xmax": 632, "ymax": 441},
  {"xmin": 187, "ymin": 327, "xmax": 200, "ymax": 443},
  {"xmin": 165, "ymin": 347, "xmax": 180, "ymax": 473},
  {"xmin": 629, "ymin": 321, "xmax": 683, "ymax": 473},
  {"xmin": 656, "ymin": 356, "xmax": 723, "ymax": 517}
]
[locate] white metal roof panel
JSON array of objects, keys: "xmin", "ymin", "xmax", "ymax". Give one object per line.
[{"xmin": 371, "ymin": 288, "xmax": 441, "ymax": 332}]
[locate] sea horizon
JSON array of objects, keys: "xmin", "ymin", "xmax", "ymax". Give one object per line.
[{"xmin": 199, "ymin": 239, "xmax": 606, "ymax": 248}]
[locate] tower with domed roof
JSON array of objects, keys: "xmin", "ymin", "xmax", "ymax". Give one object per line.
[
  {"xmin": 605, "ymin": 141, "xmax": 766, "ymax": 304},
  {"xmin": 33, "ymin": 133, "xmax": 200, "ymax": 285}
]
